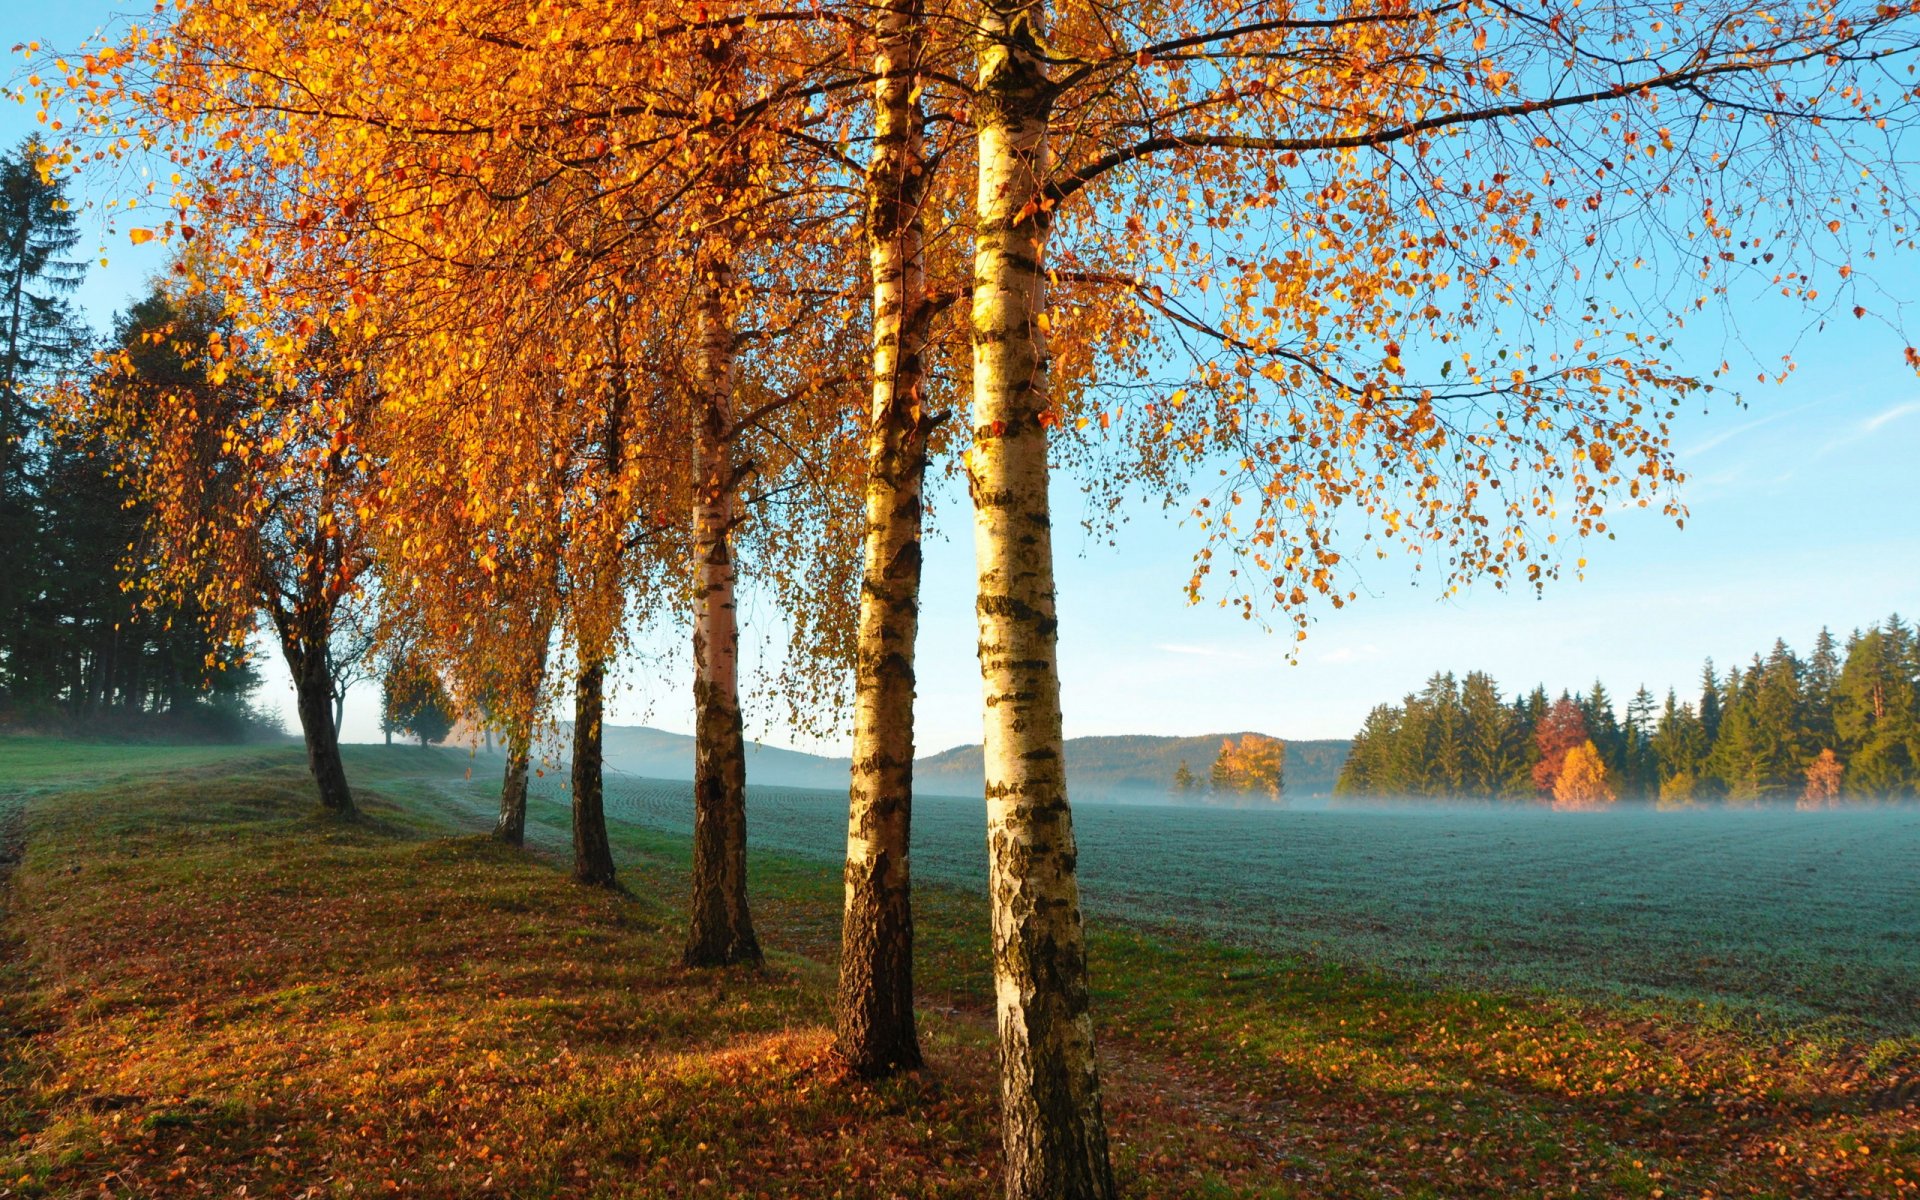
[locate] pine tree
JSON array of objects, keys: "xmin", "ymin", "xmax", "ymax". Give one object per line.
[
  {"xmin": 1335, "ymin": 704, "xmax": 1403, "ymax": 797},
  {"xmin": 1415, "ymin": 672, "xmax": 1466, "ymax": 796},
  {"xmin": 1835, "ymin": 621, "xmax": 1918, "ymax": 795},
  {"xmin": 1460, "ymin": 671, "xmax": 1516, "ymax": 798},
  {"xmin": 0, "ymin": 136, "xmax": 88, "ymax": 707},
  {"xmin": 1747, "ymin": 639, "xmax": 1808, "ymax": 798},
  {"xmin": 1710, "ymin": 662, "xmax": 1763, "ymax": 802},
  {"xmin": 1171, "ymin": 760, "xmax": 1196, "ymax": 795},
  {"xmin": 1623, "ymin": 685, "xmax": 1659, "ymax": 798},
  {"xmin": 1582, "ymin": 680, "xmax": 1626, "ymax": 776},
  {"xmin": 1652, "ymin": 689, "xmax": 1710, "ymax": 784},
  {"xmin": 1698, "ymin": 659, "xmax": 1723, "ymax": 745},
  {"xmin": 1805, "ymin": 627, "xmax": 1842, "ymax": 748}
]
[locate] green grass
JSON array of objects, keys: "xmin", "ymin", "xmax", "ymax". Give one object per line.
[{"xmin": 0, "ymin": 737, "xmax": 1916, "ymax": 1198}]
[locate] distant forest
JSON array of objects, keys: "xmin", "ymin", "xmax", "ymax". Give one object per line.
[{"xmin": 1337, "ymin": 618, "xmax": 1920, "ymax": 806}]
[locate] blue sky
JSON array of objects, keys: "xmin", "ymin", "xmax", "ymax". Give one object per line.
[{"xmin": 7, "ymin": 5, "xmax": 1916, "ymax": 755}]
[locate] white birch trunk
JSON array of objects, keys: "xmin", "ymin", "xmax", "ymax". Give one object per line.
[
  {"xmin": 838, "ymin": 0, "xmax": 933, "ymax": 1078},
  {"xmin": 970, "ymin": 1, "xmax": 1115, "ymax": 1195},
  {"xmin": 683, "ymin": 101, "xmax": 761, "ymax": 964}
]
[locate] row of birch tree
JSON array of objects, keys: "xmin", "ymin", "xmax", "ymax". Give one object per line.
[{"xmin": 25, "ymin": 0, "xmax": 1920, "ymax": 1194}]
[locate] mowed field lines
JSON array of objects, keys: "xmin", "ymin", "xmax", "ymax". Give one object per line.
[{"xmin": 544, "ymin": 773, "xmax": 1920, "ymax": 1036}]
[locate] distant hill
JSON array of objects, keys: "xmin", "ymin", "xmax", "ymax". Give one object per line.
[
  {"xmin": 591, "ymin": 725, "xmax": 1350, "ymax": 800},
  {"xmin": 595, "ymin": 725, "xmax": 852, "ymax": 790},
  {"xmin": 917, "ymin": 733, "xmax": 1349, "ymax": 799}
]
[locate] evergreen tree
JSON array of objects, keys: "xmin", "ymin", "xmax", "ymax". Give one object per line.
[
  {"xmin": 1171, "ymin": 760, "xmax": 1196, "ymax": 795},
  {"xmin": 1805, "ymin": 626, "xmax": 1842, "ymax": 749},
  {"xmin": 1414, "ymin": 672, "xmax": 1466, "ymax": 796},
  {"xmin": 1335, "ymin": 703, "xmax": 1403, "ymax": 798},
  {"xmin": 1651, "ymin": 689, "xmax": 1710, "ymax": 783},
  {"xmin": 1460, "ymin": 671, "xmax": 1518, "ymax": 798},
  {"xmin": 1835, "ymin": 620, "xmax": 1918, "ymax": 795},
  {"xmin": 1581, "ymin": 680, "xmax": 1626, "ymax": 776},
  {"xmin": 1623, "ymin": 685, "xmax": 1659, "ymax": 798},
  {"xmin": 0, "ymin": 136, "xmax": 88, "ymax": 707},
  {"xmin": 1698, "ymin": 658, "xmax": 1722, "ymax": 745},
  {"xmin": 1710, "ymin": 662, "xmax": 1764, "ymax": 802},
  {"xmin": 1747, "ymin": 639, "xmax": 1808, "ymax": 798},
  {"xmin": 384, "ymin": 660, "xmax": 456, "ymax": 748}
]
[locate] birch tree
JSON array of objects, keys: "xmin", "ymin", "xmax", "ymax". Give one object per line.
[{"xmin": 956, "ymin": 0, "xmax": 1920, "ymax": 1194}]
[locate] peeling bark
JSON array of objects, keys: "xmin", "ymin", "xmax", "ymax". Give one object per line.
[
  {"xmin": 969, "ymin": 2, "xmax": 1116, "ymax": 1195},
  {"xmin": 837, "ymin": 0, "xmax": 933, "ymax": 1079}
]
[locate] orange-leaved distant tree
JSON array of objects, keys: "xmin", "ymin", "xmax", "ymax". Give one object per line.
[
  {"xmin": 1533, "ymin": 697, "xmax": 1592, "ymax": 798},
  {"xmin": 1800, "ymin": 748, "xmax": 1846, "ymax": 809},
  {"xmin": 1207, "ymin": 734, "xmax": 1286, "ymax": 799},
  {"xmin": 1552, "ymin": 741, "xmax": 1618, "ymax": 810}
]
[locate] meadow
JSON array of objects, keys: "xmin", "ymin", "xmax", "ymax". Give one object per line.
[
  {"xmin": 1, "ymin": 740, "xmax": 1916, "ymax": 1198},
  {"xmin": 545, "ymin": 772, "xmax": 1920, "ymax": 1037}
]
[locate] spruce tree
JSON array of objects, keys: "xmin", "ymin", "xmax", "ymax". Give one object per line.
[
  {"xmin": 1748, "ymin": 639, "xmax": 1809, "ymax": 798},
  {"xmin": 0, "ymin": 136, "xmax": 88, "ymax": 707},
  {"xmin": 1698, "ymin": 659, "xmax": 1723, "ymax": 745},
  {"xmin": 1582, "ymin": 680, "xmax": 1626, "ymax": 776},
  {"xmin": 1623, "ymin": 685, "xmax": 1659, "ymax": 797},
  {"xmin": 1805, "ymin": 627, "xmax": 1842, "ymax": 749},
  {"xmin": 1460, "ymin": 671, "xmax": 1515, "ymax": 798},
  {"xmin": 1836, "ymin": 621, "xmax": 1918, "ymax": 795}
]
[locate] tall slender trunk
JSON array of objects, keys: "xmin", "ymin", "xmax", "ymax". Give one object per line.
[
  {"xmin": 682, "ymin": 32, "xmax": 762, "ymax": 971},
  {"xmin": 283, "ymin": 620, "xmax": 356, "ymax": 817},
  {"xmin": 682, "ymin": 265, "xmax": 762, "ymax": 968},
  {"xmin": 970, "ymin": 3, "xmax": 1115, "ymax": 1196},
  {"xmin": 837, "ymin": 0, "xmax": 932, "ymax": 1078},
  {"xmin": 571, "ymin": 658, "xmax": 616, "ymax": 887}
]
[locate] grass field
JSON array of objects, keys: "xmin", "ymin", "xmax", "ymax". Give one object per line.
[
  {"xmin": 556, "ymin": 771, "xmax": 1920, "ymax": 1037},
  {"xmin": 1, "ymin": 739, "xmax": 1916, "ymax": 1198}
]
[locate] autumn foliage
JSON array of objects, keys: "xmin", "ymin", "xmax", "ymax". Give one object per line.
[
  {"xmin": 1532, "ymin": 698, "xmax": 1592, "ymax": 798},
  {"xmin": 1551, "ymin": 741, "xmax": 1619, "ymax": 811},
  {"xmin": 1801, "ymin": 749, "xmax": 1847, "ymax": 809},
  {"xmin": 1207, "ymin": 735, "xmax": 1286, "ymax": 799}
]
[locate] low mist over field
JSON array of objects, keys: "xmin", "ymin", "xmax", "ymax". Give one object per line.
[{"xmin": 491, "ymin": 770, "xmax": 1920, "ymax": 1035}]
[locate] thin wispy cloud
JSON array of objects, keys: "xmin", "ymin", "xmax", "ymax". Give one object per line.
[
  {"xmin": 1818, "ymin": 398, "xmax": 1920, "ymax": 456},
  {"xmin": 1678, "ymin": 402, "xmax": 1817, "ymax": 459},
  {"xmin": 1865, "ymin": 400, "xmax": 1920, "ymax": 432}
]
